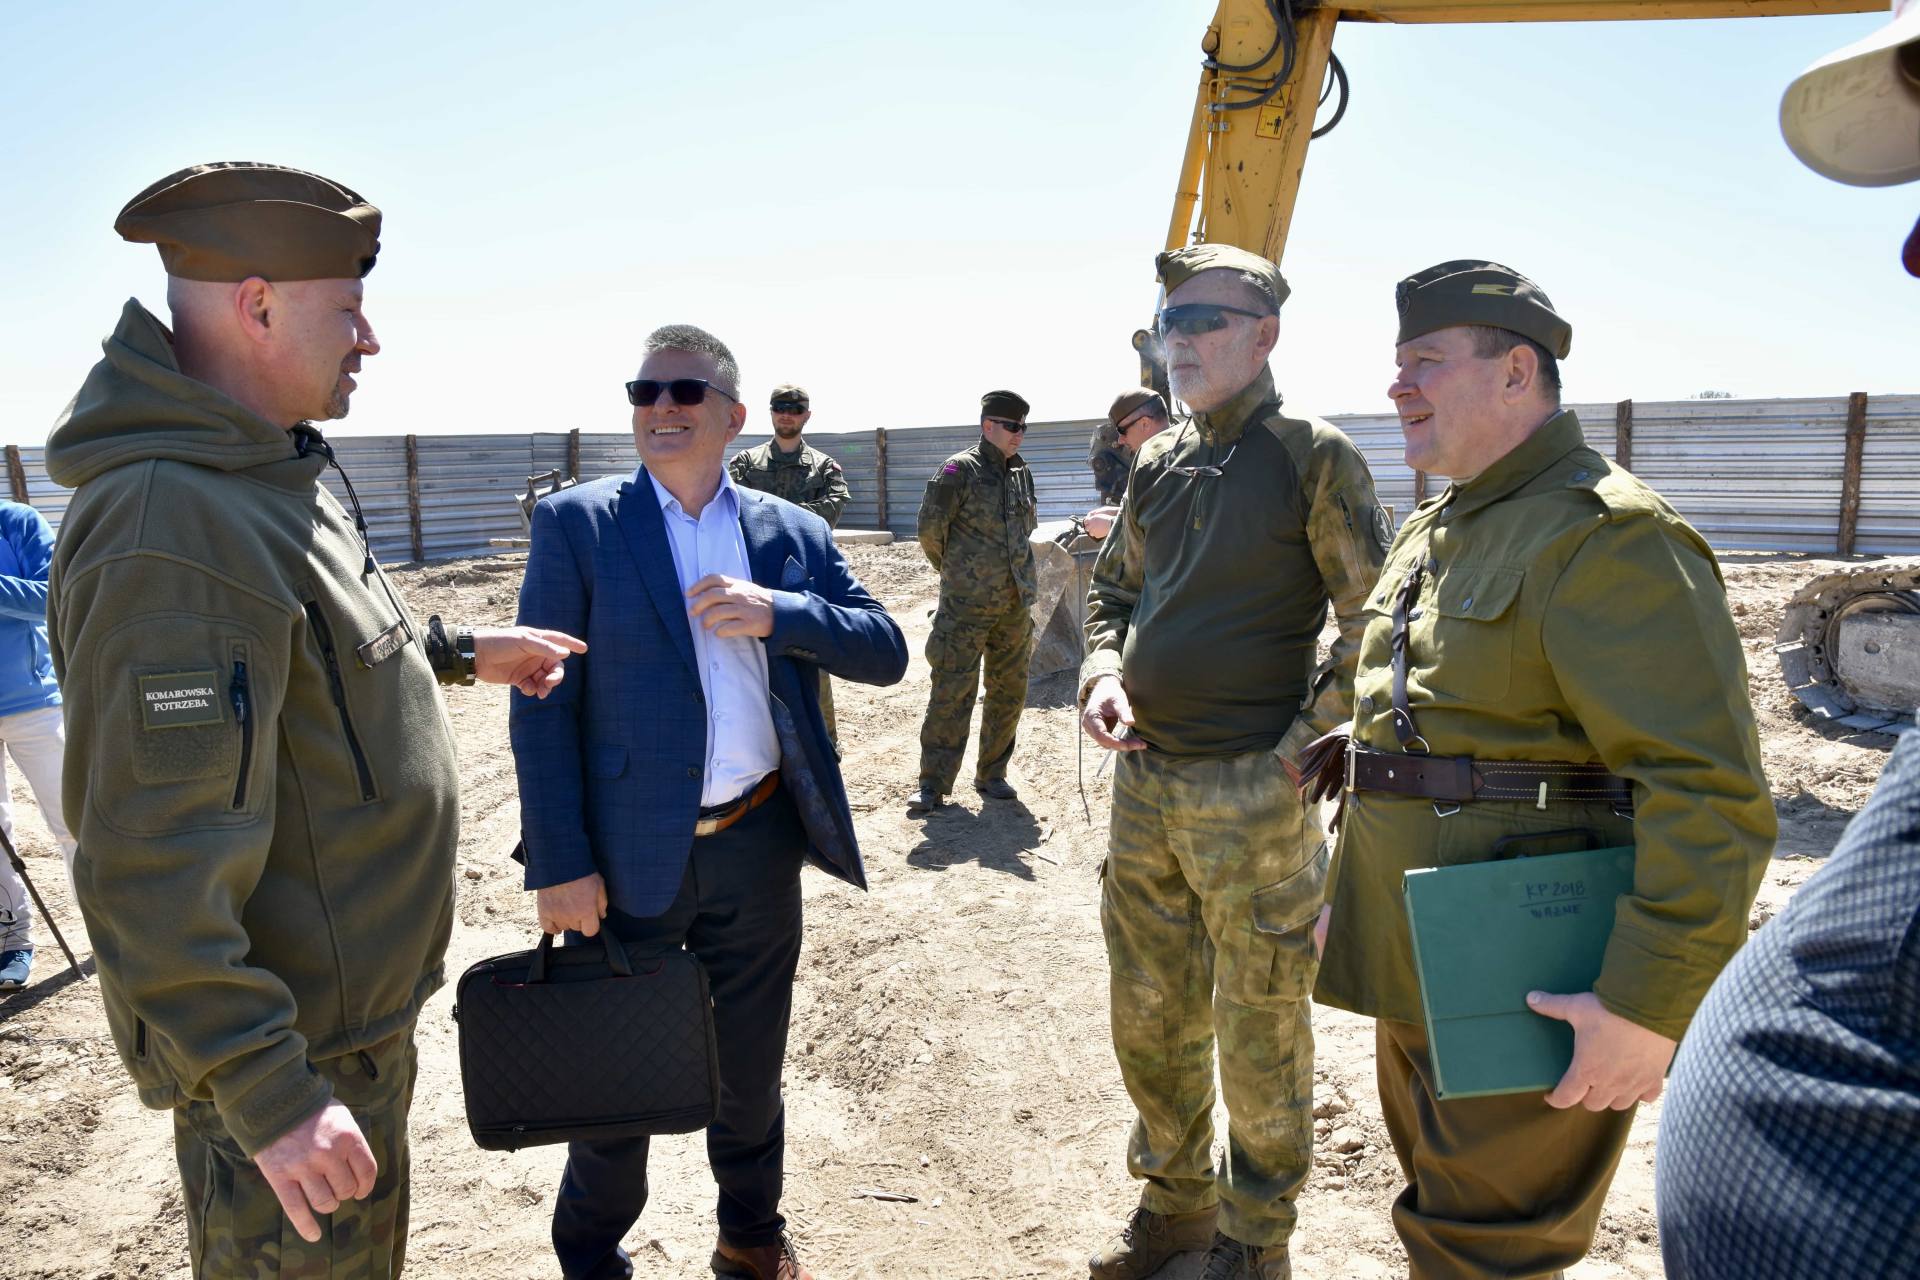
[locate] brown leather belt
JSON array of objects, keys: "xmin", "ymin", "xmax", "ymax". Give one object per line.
[
  {"xmin": 1346, "ymin": 743, "xmax": 1632, "ymax": 809},
  {"xmin": 693, "ymin": 772, "xmax": 781, "ymax": 837}
]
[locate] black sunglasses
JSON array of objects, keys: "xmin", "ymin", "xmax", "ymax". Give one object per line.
[
  {"xmin": 626, "ymin": 378, "xmax": 738, "ymax": 407},
  {"xmin": 770, "ymin": 399, "xmax": 808, "ymax": 414},
  {"xmin": 986, "ymin": 417, "xmax": 1028, "ymax": 432},
  {"xmin": 1157, "ymin": 303, "xmax": 1268, "ymax": 336}
]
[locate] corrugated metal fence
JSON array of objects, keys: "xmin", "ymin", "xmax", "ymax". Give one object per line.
[{"xmin": 10, "ymin": 393, "xmax": 1916, "ymax": 560}]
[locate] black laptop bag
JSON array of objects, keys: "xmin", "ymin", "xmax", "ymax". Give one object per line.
[{"xmin": 453, "ymin": 929, "xmax": 718, "ymax": 1151}]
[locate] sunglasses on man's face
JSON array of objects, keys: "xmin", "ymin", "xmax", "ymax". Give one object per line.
[
  {"xmin": 770, "ymin": 400, "xmax": 808, "ymax": 414},
  {"xmin": 986, "ymin": 417, "xmax": 1028, "ymax": 433},
  {"xmin": 626, "ymin": 378, "xmax": 738, "ymax": 407},
  {"xmin": 1157, "ymin": 303, "xmax": 1268, "ymax": 336}
]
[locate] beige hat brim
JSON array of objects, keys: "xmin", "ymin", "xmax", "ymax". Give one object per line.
[{"xmin": 1780, "ymin": 1, "xmax": 1920, "ymax": 187}]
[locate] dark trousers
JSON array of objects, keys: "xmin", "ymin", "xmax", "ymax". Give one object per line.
[{"xmin": 551, "ymin": 787, "xmax": 807, "ymax": 1280}]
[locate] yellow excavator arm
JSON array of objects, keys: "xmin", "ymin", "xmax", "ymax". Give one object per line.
[{"xmin": 1168, "ymin": 0, "xmax": 1886, "ymax": 264}]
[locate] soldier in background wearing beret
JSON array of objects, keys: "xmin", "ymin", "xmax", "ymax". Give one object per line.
[
  {"xmin": 1083, "ymin": 389, "xmax": 1170, "ymax": 541},
  {"xmin": 729, "ymin": 384, "xmax": 852, "ymax": 744},
  {"xmin": 1310, "ymin": 262, "xmax": 1774, "ymax": 1279},
  {"xmin": 909, "ymin": 390, "xmax": 1038, "ymax": 814},
  {"xmin": 44, "ymin": 162, "xmax": 584, "ymax": 1278},
  {"xmin": 1080, "ymin": 245, "xmax": 1389, "ymax": 1280}
]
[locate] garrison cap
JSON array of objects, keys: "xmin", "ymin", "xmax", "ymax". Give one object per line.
[
  {"xmin": 770, "ymin": 383, "xmax": 810, "ymax": 408},
  {"xmin": 1108, "ymin": 387, "xmax": 1166, "ymax": 426},
  {"xmin": 115, "ymin": 161, "xmax": 382, "ymax": 282},
  {"xmin": 1155, "ymin": 243, "xmax": 1290, "ymax": 312},
  {"xmin": 981, "ymin": 389, "xmax": 1030, "ymax": 421},
  {"xmin": 1395, "ymin": 260, "xmax": 1572, "ymax": 359}
]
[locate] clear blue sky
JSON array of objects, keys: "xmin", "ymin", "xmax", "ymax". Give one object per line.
[{"xmin": 1, "ymin": 1, "xmax": 1906, "ymax": 445}]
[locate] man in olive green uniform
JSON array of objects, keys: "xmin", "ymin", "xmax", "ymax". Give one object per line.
[
  {"xmin": 909, "ymin": 390, "xmax": 1038, "ymax": 814},
  {"xmin": 45, "ymin": 164, "xmax": 583, "ymax": 1279},
  {"xmin": 1079, "ymin": 245, "xmax": 1390, "ymax": 1280},
  {"xmin": 729, "ymin": 383, "xmax": 851, "ymax": 742},
  {"xmin": 1311, "ymin": 262, "xmax": 1775, "ymax": 1280},
  {"xmin": 727, "ymin": 384, "xmax": 851, "ymax": 527}
]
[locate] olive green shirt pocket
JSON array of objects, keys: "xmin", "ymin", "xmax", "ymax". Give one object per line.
[{"xmin": 1423, "ymin": 564, "xmax": 1525, "ymax": 704}]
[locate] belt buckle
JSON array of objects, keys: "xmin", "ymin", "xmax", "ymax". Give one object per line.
[{"xmin": 692, "ymin": 815, "xmax": 721, "ymax": 837}]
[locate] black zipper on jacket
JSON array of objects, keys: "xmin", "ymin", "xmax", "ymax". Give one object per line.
[
  {"xmin": 229, "ymin": 653, "xmax": 254, "ymax": 810},
  {"xmin": 304, "ymin": 601, "xmax": 377, "ymax": 802}
]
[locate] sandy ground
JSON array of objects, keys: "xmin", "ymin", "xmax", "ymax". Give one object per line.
[{"xmin": 0, "ymin": 546, "xmax": 1903, "ymax": 1280}]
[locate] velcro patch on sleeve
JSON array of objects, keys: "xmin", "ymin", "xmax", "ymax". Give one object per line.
[{"xmin": 139, "ymin": 671, "xmax": 225, "ymax": 730}]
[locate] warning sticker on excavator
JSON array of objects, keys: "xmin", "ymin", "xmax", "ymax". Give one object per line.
[{"xmin": 1255, "ymin": 104, "xmax": 1288, "ymax": 139}]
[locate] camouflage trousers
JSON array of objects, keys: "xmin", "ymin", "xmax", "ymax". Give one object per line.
[
  {"xmin": 173, "ymin": 1031, "xmax": 417, "ymax": 1279},
  {"xmin": 917, "ymin": 600, "xmax": 1033, "ymax": 792},
  {"xmin": 1102, "ymin": 746, "xmax": 1327, "ymax": 1248}
]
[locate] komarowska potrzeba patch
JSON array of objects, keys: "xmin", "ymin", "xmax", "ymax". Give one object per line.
[{"xmin": 139, "ymin": 670, "xmax": 225, "ymax": 730}]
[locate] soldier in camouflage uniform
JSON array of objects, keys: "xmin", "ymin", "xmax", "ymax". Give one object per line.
[
  {"xmin": 729, "ymin": 384, "xmax": 850, "ymax": 742},
  {"xmin": 727, "ymin": 384, "xmax": 850, "ymax": 527},
  {"xmin": 1311, "ymin": 263, "xmax": 1774, "ymax": 1279},
  {"xmin": 1088, "ymin": 388, "xmax": 1169, "ymax": 507},
  {"xmin": 1080, "ymin": 245, "xmax": 1390, "ymax": 1280},
  {"xmin": 909, "ymin": 390, "xmax": 1038, "ymax": 814}
]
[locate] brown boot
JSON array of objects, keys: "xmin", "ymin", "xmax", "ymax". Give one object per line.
[
  {"xmin": 711, "ymin": 1230, "xmax": 816, "ymax": 1280},
  {"xmin": 1197, "ymin": 1231, "xmax": 1290, "ymax": 1280},
  {"xmin": 1089, "ymin": 1204, "xmax": 1219, "ymax": 1279}
]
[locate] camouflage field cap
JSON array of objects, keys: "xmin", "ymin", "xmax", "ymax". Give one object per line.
[
  {"xmin": 981, "ymin": 389, "xmax": 1030, "ymax": 421},
  {"xmin": 1155, "ymin": 243, "xmax": 1290, "ymax": 312},
  {"xmin": 770, "ymin": 383, "xmax": 810, "ymax": 408},
  {"xmin": 116, "ymin": 161, "xmax": 381, "ymax": 282},
  {"xmin": 1108, "ymin": 387, "xmax": 1165, "ymax": 426},
  {"xmin": 1395, "ymin": 260, "xmax": 1572, "ymax": 359}
]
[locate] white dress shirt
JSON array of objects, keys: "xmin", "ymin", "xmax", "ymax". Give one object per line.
[{"xmin": 647, "ymin": 469, "xmax": 781, "ymax": 808}]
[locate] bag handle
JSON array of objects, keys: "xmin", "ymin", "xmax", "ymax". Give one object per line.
[{"xmin": 526, "ymin": 928, "xmax": 635, "ymax": 983}]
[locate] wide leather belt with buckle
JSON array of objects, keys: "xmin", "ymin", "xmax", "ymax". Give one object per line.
[
  {"xmin": 1346, "ymin": 742, "xmax": 1632, "ymax": 809},
  {"xmin": 693, "ymin": 772, "xmax": 780, "ymax": 837}
]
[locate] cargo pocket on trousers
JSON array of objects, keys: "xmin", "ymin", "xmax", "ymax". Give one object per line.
[
  {"xmin": 1100, "ymin": 870, "xmax": 1168, "ymax": 1058},
  {"xmin": 1244, "ymin": 843, "xmax": 1330, "ymax": 1005}
]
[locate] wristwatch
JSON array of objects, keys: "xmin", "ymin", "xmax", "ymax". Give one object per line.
[{"xmin": 453, "ymin": 625, "xmax": 477, "ymax": 686}]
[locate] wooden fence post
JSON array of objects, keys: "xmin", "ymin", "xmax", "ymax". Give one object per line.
[
  {"xmin": 1412, "ymin": 470, "xmax": 1427, "ymax": 507},
  {"xmin": 1614, "ymin": 399, "xmax": 1633, "ymax": 472},
  {"xmin": 567, "ymin": 427, "xmax": 581, "ymax": 481},
  {"xmin": 405, "ymin": 434, "xmax": 425, "ymax": 563},
  {"xmin": 874, "ymin": 428, "xmax": 889, "ymax": 530},
  {"xmin": 4, "ymin": 446, "xmax": 28, "ymax": 505},
  {"xmin": 1837, "ymin": 391, "xmax": 1869, "ymax": 556}
]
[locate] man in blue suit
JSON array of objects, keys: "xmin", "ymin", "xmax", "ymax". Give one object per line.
[{"xmin": 510, "ymin": 324, "xmax": 908, "ymax": 1280}]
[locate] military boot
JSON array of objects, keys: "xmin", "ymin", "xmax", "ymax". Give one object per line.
[
  {"xmin": 712, "ymin": 1230, "xmax": 816, "ymax": 1280},
  {"xmin": 973, "ymin": 777, "xmax": 1018, "ymax": 801},
  {"xmin": 1196, "ymin": 1231, "xmax": 1290, "ymax": 1280},
  {"xmin": 1088, "ymin": 1204, "xmax": 1218, "ymax": 1279},
  {"xmin": 907, "ymin": 784, "xmax": 945, "ymax": 815}
]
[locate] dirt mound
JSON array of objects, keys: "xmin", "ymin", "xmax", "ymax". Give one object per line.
[{"xmin": 0, "ymin": 548, "xmax": 1896, "ymax": 1279}]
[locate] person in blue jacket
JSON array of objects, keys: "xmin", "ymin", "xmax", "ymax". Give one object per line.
[
  {"xmin": 0, "ymin": 499, "xmax": 77, "ymax": 991},
  {"xmin": 511, "ymin": 324, "xmax": 907, "ymax": 1280}
]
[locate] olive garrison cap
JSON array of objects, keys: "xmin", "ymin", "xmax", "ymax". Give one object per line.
[
  {"xmin": 1395, "ymin": 260, "xmax": 1572, "ymax": 359},
  {"xmin": 115, "ymin": 161, "xmax": 381, "ymax": 282},
  {"xmin": 1107, "ymin": 387, "xmax": 1166, "ymax": 426},
  {"xmin": 981, "ymin": 389, "xmax": 1030, "ymax": 421},
  {"xmin": 770, "ymin": 383, "xmax": 810, "ymax": 407},
  {"xmin": 1155, "ymin": 243, "xmax": 1290, "ymax": 311}
]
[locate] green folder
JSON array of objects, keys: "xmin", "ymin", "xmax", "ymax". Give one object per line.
[{"xmin": 1402, "ymin": 845, "xmax": 1636, "ymax": 1100}]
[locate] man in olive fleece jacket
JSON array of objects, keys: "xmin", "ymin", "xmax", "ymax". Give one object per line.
[{"xmin": 46, "ymin": 162, "xmax": 582, "ymax": 1278}]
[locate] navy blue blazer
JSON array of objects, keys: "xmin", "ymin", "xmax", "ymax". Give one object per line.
[{"xmin": 509, "ymin": 467, "xmax": 908, "ymax": 919}]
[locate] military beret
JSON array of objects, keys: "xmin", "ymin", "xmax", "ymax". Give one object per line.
[
  {"xmin": 981, "ymin": 389, "xmax": 1030, "ymax": 421},
  {"xmin": 1395, "ymin": 260, "xmax": 1572, "ymax": 359},
  {"xmin": 770, "ymin": 383, "xmax": 809, "ymax": 408},
  {"xmin": 1107, "ymin": 387, "xmax": 1166, "ymax": 426},
  {"xmin": 115, "ymin": 161, "xmax": 381, "ymax": 282},
  {"xmin": 1155, "ymin": 243, "xmax": 1290, "ymax": 311}
]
